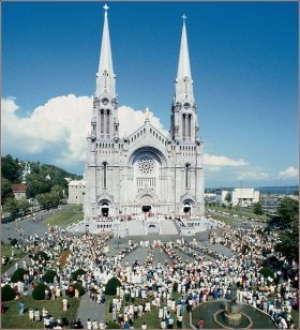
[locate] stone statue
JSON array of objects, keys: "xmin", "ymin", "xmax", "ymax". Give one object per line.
[{"xmin": 231, "ymin": 282, "xmax": 238, "ymax": 301}]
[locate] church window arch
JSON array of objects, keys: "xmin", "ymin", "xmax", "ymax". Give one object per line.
[
  {"xmin": 103, "ymin": 161, "xmax": 108, "ymax": 189},
  {"xmin": 185, "ymin": 163, "xmax": 190, "ymax": 189}
]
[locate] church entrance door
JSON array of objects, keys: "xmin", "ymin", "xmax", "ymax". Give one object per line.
[
  {"xmin": 101, "ymin": 203, "xmax": 109, "ymax": 217},
  {"xmin": 142, "ymin": 205, "xmax": 152, "ymax": 213}
]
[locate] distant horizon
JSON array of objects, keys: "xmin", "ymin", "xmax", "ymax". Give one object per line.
[{"xmin": 2, "ymin": 1, "xmax": 298, "ymax": 188}]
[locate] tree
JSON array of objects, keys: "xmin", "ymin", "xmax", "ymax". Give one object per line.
[
  {"xmin": 1, "ymin": 155, "xmax": 22, "ymax": 182},
  {"xmin": 3, "ymin": 198, "xmax": 30, "ymax": 219},
  {"xmin": 1, "ymin": 178, "xmax": 14, "ymax": 203},
  {"xmin": 274, "ymin": 197, "xmax": 299, "ymax": 262},
  {"xmin": 225, "ymin": 192, "xmax": 232, "ymax": 204},
  {"xmin": 277, "ymin": 197, "xmax": 298, "ymax": 229},
  {"xmin": 253, "ymin": 202, "xmax": 263, "ymax": 215}
]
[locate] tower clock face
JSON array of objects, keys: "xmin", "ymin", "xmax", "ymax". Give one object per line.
[{"xmin": 102, "ymin": 98, "xmax": 109, "ymax": 105}]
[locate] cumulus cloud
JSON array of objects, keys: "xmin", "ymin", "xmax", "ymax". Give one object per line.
[
  {"xmin": 278, "ymin": 166, "xmax": 298, "ymax": 180},
  {"xmin": 236, "ymin": 171, "xmax": 270, "ymax": 181},
  {"xmin": 1, "ymin": 96, "xmax": 167, "ymax": 170},
  {"xmin": 204, "ymin": 154, "xmax": 248, "ymax": 169}
]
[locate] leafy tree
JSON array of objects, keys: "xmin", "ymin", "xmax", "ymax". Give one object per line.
[
  {"xmin": 253, "ymin": 202, "xmax": 263, "ymax": 215},
  {"xmin": 225, "ymin": 192, "xmax": 232, "ymax": 204},
  {"xmin": 1, "ymin": 178, "xmax": 14, "ymax": 203},
  {"xmin": 274, "ymin": 198, "xmax": 299, "ymax": 262},
  {"xmin": 277, "ymin": 197, "xmax": 298, "ymax": 228},
  {"xmin": 1, "ymin": 155, "xmax": 22, "ymax": 182},
  {"xmin": 3, "ymin": 198, "xmax": 30, "ymax": 219}
]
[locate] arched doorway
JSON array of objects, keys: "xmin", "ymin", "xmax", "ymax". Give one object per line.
[
  {"xmin": 101, "ymin": 203, "xmax": 109, "ymax": 217},
  {"xmin": 142, "ymin": 205, "xmax": 152, "ymax": 212},
  {"xmin": 141, "ymin": 195, "xmax": 152, "ymax": 213},
  {"xmin": 183, "ymin": 203, "xmax": 191, "ymax": 214}
]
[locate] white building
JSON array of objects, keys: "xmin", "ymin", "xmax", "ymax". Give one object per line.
[
  {"xmin": 83, "ymin": 6, "xmax": 205, "ymax": 219},
  {"xmin": 68, "ymin": 180, "xmax": 86, "ymax": 205},
  {"xmin": 216, "ymin": 188, "xmax": 259, "ymax": 207}
]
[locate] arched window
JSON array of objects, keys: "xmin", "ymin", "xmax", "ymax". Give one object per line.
[
  {"xmin": 103, "ymin": 161, "xmax": 107, "ymax": 189},
  {"xmin": 185, "ymin": 163, "xmax": 190, "ymax": 189}
]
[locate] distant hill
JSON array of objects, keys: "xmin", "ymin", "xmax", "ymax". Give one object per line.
[{"xmin": 257, "ymin": 185, "xmax": 298, "ymax": 195}]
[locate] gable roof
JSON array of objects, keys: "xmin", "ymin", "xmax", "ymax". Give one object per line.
[{"xmin": 11, "ymin": 184, "xmax": 27, "ymax": 193}]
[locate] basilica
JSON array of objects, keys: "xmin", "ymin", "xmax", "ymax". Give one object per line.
[{"xmin": 84, "ymin": 5, "xmax": 204, "ymax": 219}]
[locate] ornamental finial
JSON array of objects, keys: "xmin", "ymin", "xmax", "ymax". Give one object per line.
[
  {"xmin": 145, "ymin": 107, "xmax": 150, "ymax": 119},
  {"xmin": 104, "ymin": 3, "xmax": 109, "ymax": 16},
  {"xmin": 182, "ymin": 14, "xmax": 187, "ymax": 23}
]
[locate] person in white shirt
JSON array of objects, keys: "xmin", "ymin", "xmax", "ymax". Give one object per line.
[
  {"xmin": 141, "ymin": 322, "xmax": 147, "ymax": 329},
  {"xmin": 87, "ymin": 318, "xmax": 92, "ymax": 330}
]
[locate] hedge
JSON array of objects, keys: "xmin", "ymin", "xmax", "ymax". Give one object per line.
[
  {"xmin": 43, "ymin": 269, "xmax": 57, "ymax": 283},
  {"xmin": 33, "ymin": 251, "xmax": 49, "ymax": 261},
  {"xmin": 11, "ymin": 268, "xmax": 27, "ymax": 283},
  {"xmin": 71, "ymin": 269, "xmax": 86, "ymax": 281},
  {"xmin": 32, "ymin": 283, "xmax": 51, "ymax": 300},
  {"xmin": 69, "ymin": 282, "xmax": 85, "ymax": 297},
  {"xmin": 259, "ymin": 267, "xmax": 274, "ymax": 279},
  {"xmin": 1, "ymin": 285, "xmax": 16, "ymax": 301},
  {"xmin": 105, "ymin": 277, "xmax": 122, "ymax": 296}
]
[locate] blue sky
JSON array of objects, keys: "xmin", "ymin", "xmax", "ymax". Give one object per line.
[{"xmin": 2, "ymin": 1, "xmax": 299, "ymax": 188}]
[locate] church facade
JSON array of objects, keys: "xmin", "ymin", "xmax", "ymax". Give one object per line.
[{"xmin": 84, "ymin": 6, "xmax": 204, "ymax": 219}]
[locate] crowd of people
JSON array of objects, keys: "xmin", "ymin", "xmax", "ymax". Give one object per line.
[{"xmin": 1, "ymin": 215, "xmax": 299, "ymax": 329}]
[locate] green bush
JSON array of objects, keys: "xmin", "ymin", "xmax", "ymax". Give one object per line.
[
  {"xmin": 10, "ymin": 238, "xmax": 18, "ymax": 246},
  {"xmin": 71, "ymin": 268, "xmax": 86, "ymax": 281},
  {"xmin": 33, "ymin": 251, "xmax": 49, "ymax": 261},
  {"xmin": 1, "ymin": 284, "xmax": 16, "ymax": 301},
  {"xmin": 32, "ymin": 283, "xmax": 50, "ymax": 300},
  {"xmin": 105, "ymin": 277, "xmax": 122, "ymax": 296},
  {"xmin": 69, "ymin": 282, "xmax": 85, "ymax": 296},
  {"xmin": 259, "ymin": 267, "xmax": 274, "ymax": 279},
  {"xmin": 43, "ymin": 269, "xmax": 57, "ymax": 283},
  {"xmin": 11, "ymin": 268, "xmax": 27, "ymax": 283},
  {"xmin": 106, "ymin": 322, "xmax": 121, "ymax": 329}
]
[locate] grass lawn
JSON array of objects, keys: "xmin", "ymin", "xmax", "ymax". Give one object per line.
[
  {"xmin": 1, "ymin": 244, "xmax": 26, "ymax": 273},
  {"xmin": 104, "ymin": 292, "xmax": 192, "ymax": 329},
  {"xmin": 207, "ymin": 206, "xmax": 268, "ymax": 222},
  {"xmin": 41, "ymin": 206, "xmax": 84, "ymax": 227},
  {"xmin": 1, "ymin": 296, "xmax": 80, "ymax": 329}
]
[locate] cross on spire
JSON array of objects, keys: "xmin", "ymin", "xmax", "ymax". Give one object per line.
[
  {"xmin": 182, "ymin": 14, "xmax": 187, "ymax": 22},
  {"xmin": 104, "ymin": 3, "xmax": 109, "ymax": 16}
]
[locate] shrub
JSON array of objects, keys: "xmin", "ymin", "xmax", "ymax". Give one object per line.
[
  {"xmin": 33, "ymin": 251, "xmax": 49, "ymax": 261},
  {"xmin": 1, "ymin": 285, "xmax": 16, "ymax": 301},
  {"xmin": 43, "ymin": 270, "xmax": 57, "ymax": 283},
  {"xmin": 32, "ymin": 283, "xmax": 51, "ymax": 300},
  {"xmin": 71, "ymin": 269, "xmax": 86, "ymax": 281},
  {"xmin": 11, "ymin": 268, "xmax": 27, "ymax": 283},
  {"xmin": 105, "ymin": 277, "xmax": 122, "ymax": 296},
  {"xmin": 259, "ymin": 267, "xmax": 274, "ymax": 279},
  {"xmin": 10, "ymin": 238, "xmax": 18, "ymax": 246},
  {"xmin": 69, "ymin": 282, "xmax": 85, "ymax": 296},
  {"xmin": 106, "ymin": 322, "xmax": 121, "ymax": 329}
]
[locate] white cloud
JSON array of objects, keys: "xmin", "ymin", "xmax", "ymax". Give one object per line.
[
  {"xmin": 278, "ymin": 166, "xmax": 299, "ymax": 180},
  {"xmin": 236, "ymin": 171, "xmax": 270, "ymax": 181},
  {"xmin": 1, "ymin": 96, "xmax": 167, "ymax": 170},
  {"xmin": 204, "ymin": 154, "xmax": 248, "ymax": 169}
]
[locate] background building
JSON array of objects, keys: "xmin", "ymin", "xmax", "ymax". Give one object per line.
[
  {"xmin": 68, "ymin": 179, "xmax": 86, "ymax": 205},
  {"xmin": 215, "ymin": 188, "xmax": 259, "ymax": 207},
  {"xmin": 84, "ymin": 6, "xmax": 204, "ymax": 218}
]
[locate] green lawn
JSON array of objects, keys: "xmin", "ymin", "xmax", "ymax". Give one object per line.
[
  {"xmin": 105, "ymin": 292, "xmax": 191, "ymax": 329},
  {"xmin": 207, "ymin": 206, "xmax": 268, "ymax": 222},
  {"xmin": 1, "ymin": 244, "xmax": 26, "ymax": 273},
  {"xmin": 41, "ymin": 206, "xmax": 84, "ymax": 226},
  {"xmin": 1, "ymin": 296, "xmax": 80, "ymax": 329}
]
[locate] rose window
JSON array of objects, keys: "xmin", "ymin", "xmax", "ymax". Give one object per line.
[{"xmin": 138, "ymin": 157, "xmax": 155, "ymax": 175}]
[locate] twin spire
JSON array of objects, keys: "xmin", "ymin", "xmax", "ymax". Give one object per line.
[
  {"xmin": 96, "ymin": 4, "xmax": 115, "ymax": 98},
  {"xmin": 96, "ymin": 5, "xmax": 194, "ymax": 105}
]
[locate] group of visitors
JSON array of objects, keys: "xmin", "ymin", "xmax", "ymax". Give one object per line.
[{"xmin": 1, "ymin": 212, "xmax": 299, "ymax": 329}]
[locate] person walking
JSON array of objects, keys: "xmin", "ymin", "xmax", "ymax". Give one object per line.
[{"xmin": 18, "ymin": 300, "xmax": 24, "ymax": 315}]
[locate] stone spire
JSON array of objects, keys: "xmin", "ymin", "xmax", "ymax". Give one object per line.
[
  {"xmin": 175, "ymin": 14, "xmax": 194, "ymax": 102},
  {"xmin": 95, "ymin": 4, "xmax": 116, "ymax": 98}
]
